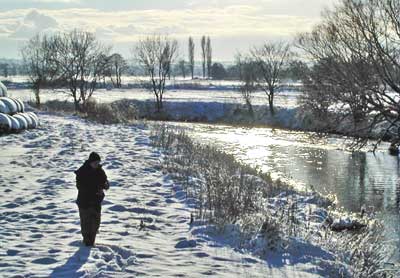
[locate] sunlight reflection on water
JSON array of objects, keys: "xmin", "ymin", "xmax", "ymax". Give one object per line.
[{"xmin": 170, "ymin": 122, "xmax": 400, "ymax": 262}]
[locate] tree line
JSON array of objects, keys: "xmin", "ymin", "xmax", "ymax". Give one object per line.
[
  {"xmin": 21, "ymin": 30, "xmax": 128, "ymax": 110},
  {"xmin": 296, "ymin": 0, "xmax": 400, "ymax": 148},
  {"xmin": 22, "ymin": 30, "xmax": 296, "ymax": 114},
  {"xmin": 24, "ymin": 0, "xmax": 399, "ymax": 146}
]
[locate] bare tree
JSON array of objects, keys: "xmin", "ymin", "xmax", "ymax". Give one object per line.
[
  {"xmin": 134, "ymin": 35, "xmax": 178, "ymax": 112},
  {"xmin": 188, "ymin": 37, "xmax": 195, "ymax": 79},
  {"xmin": 178, "ymin": 59, "xmax": 187, "ymax": 79},
  {"xmin": 201, "ymin": 36, "xmax": 206, "ymax": 79},
  {"xmin": 98, "ymin": 53, "xmax": 111, "ymax": 87},
  {"xmin": 0, "ymin": 63, "xmax": 9, "ymax": 78},
  {"xmin": 51, "ymin": 30, "xmax": 111, "ymax": 111},
  {"xmin": 251, "ymin": 42, "xmax": 291, "ymax": 115},
  {"xmin": 21, "ymin": 34, "xmax": 59, "ymax": 107},
  {"xmin": 206, "ymin": 37, "xmax": 212, "ymax": 79},
  {"xmin": 297, "ymin": 0, "xmax": 400, "ymax": 148},
  {"xmin": 236, "ymin": 54, "xmax": 257, "ymax": 116},
  {"xmin": 109, "ymin": 53, "xmax": 128, "ymax": 88}
]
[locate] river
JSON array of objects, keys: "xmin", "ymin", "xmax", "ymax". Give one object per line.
[{"xmin": 169, "ymin": 122, "xmax": 400, "ymax": 262}]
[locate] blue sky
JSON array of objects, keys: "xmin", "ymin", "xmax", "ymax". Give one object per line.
[{"xmin": 0, "ymin": 0, "xmax": 337, "ymax": 61}]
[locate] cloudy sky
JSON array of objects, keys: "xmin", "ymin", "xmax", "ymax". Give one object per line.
[{"xmin": 0, "ymin": 0, "xmax": 337, "ymax": 61}]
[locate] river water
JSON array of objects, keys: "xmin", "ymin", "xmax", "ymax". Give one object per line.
[{"xmin": 169, "ymin": 122, "xmax": 400, "ymax": 262}]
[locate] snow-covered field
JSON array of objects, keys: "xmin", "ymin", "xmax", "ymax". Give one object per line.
[
  {"xmin": 1, "ymin": 75, "xmax": 302, "ymax": 89},
  {"xmin": 8, "ymin": 88, "xmax": 300, "ymax": 108},
  {"xmin": 0, "ymin": 113, "xmax": 328, "ymax": 277}
]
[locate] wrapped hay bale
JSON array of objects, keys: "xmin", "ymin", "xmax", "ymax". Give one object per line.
[
  {"xmin": 27, "ymin": 112, "xmax": 39, "ymax": 123},
  {"xmin": 11, "ymin": 98, "xmax": 24, "ymax": 113},
  {"xmin": 0, "ymin": 113, "xmax": 11, "ymax": 132},
  {"xmin": 16, "ymin": 99, "xmax": 25, "ymax": 112},
  {"xmin": 9, "ymin": 115, "xmax": 20, "ymax": 131},
  {"xmin": 0, "ymin": 81, "xmax": 7, "ymax": 97},
  {"xmin": 0, "ymin": 97, "xmax": 18, "ymax": 114},
  {"xmin": 0, "ymin": 81, "xmax": 39, "ymax": 133},
  {"xmin": 19, "ymin": 113, "xmax": 35, "ymax": 129},
  {"xmin": 0, "ymin": 111, "xmax": 39, "ymax": 133},
  {"xmin": 12, "ymin": 114, "xmax": 28, "ymax": 129},
  {"xmin": 26, "ymin": 112, "xmax": 39, "ymax": 128},
  {"xmin": 20, "ymin": 114, "xmax": 33, "ymax": 128},
  {"xmin": 0, "ymin": 99, "xmax": 10, "ymax": 114}
]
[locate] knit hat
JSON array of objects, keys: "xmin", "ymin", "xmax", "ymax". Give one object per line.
[{"xmin": 88, "ymin": 152, "xmax": 101, "ymax": 162}]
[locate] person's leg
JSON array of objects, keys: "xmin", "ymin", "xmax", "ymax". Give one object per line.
[
  {"xmin": 95, "ymin": 205, "xmax": 101, "ymax": 234},
  {"xmin": 88, "ymin": 206, "xmax": 101, "ymax": 245},
  {"xmin": 85, "ymin": 207, "xmax": 100, "ymax": 246},
  {"xmin": 79, "ymin": 207, "xmax": 92, "ymax": 246}
]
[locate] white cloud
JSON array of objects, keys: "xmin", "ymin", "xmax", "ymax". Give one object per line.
[
  {"xmin": 8, "ymin": 10, "xmax": 58, "ymax": 38},
  {"xmin": 0, "ymin": 2, "xmax": 334, "ymax": 59}
]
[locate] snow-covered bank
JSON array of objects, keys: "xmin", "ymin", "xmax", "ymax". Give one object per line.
[
  {"xmin": 0, "ymin": 113, "xmax": 338, "ymax": 277},
  {"xmin": 112, "ymin": 99, "xmax": 324, "ymax": 132},
  {"xmin": 150, "ymin": 125, "xmax": 398, "ymax": 278},
  {"xmin": 32, "ymin": 96, "xmax": 392, "ymax": 150},
  {"xmin": 132, "ymin": 100, "xmax": 391, "ymax": 145}
]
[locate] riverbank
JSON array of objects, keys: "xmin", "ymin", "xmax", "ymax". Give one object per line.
[
  {"xmin": 132, "ymin": 99, "xmax": 387, "ymax": 142},
  {"xmin": 150, "ymin": 124, "xmax": 398, "ymax": 278},
  {"xmin": 1, "ymin": 112, "xmax": 388, "ymax": 277},
  {"xmin": 28, "ymin": 98, "xmax": 393, "ymax": 153}
]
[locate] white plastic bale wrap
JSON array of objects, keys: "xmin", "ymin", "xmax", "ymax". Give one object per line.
[
  {"xmin": 0, "ymin": 80, "xmax": 38, "ymax": 133},
  {"xmin": 10, "ymin": 98, "xmax": 25, "ymax": 113},
  {"xmin": 27, "ymin": 112, "xmax": 39, "ymax": 128},
  {"xmin": 19, "ymin": 113, "xmax": 33, "ymax": 128},
  {"xmin": 13, "ymin": 114, "xmax": 28, "ymax": 129},
  {"xmin": 9, "ymin": 115, "xmax": 20, "ymax": 130},
  {"xmin": 0, "ymin": 113, "xmax": 11, "ymax": 131},
  {"xmin": 11, "ymin": 98, "xmax": 23, "ymax": 112},
  {"xmin": 28, "ymin": 112, "xmax": 39, "ymax": 123},
  {"xmin": 0, "ymin": 97, "xmax": 18, "ymax": 114},
  {"xmin": 15, "ymin": 99, "xmax": 25, "ymax": 112},
  {"xmin": 0, "ymin": 81, "xmax": 7, "ymax": 97},
  {"xmin": 0, "ymin": 99, "xmax": 10, "ymax": 114}
]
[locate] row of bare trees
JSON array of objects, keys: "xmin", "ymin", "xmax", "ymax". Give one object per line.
[
  {"xmin": 22, "ymin": 30, "xmax": 127, "ymax": 110},
  {"xmin": 176, "ymin": 36, "xmax": 213, "ymax": 80},
  {"xmin": 21, "ymin": 29, "xmax": 294, "ymax": 117},
  {"xmin": 296, "ymin": 0, "xmax": 400, "ymax": 147},
  {"xmin": 200, "ymin": 36, "xmax": 213, "ymax": 79},
  {"xmin": 134, "ymin": 34, "xmax": 292, "ymax": 115},
  {"xmin": 22, "ymin": 31, "xmax": 178, "ymax": 113}
]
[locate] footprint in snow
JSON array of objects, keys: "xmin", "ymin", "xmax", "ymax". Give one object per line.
[{"xmin": 31, "ymin": 257, "xmax": 58, "ymax": 265}]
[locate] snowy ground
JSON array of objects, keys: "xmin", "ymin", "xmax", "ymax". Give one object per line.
[
  {"xmin": 1, "ymin": 75, "xmax": 302, "ymax": 89},
  {"xmin": 0, "ymin": 113, "xmax": 332, "ymax": 277},
  {"xmin": 8, "ymin": 88, "xmax": 300, "ymax": 108}
]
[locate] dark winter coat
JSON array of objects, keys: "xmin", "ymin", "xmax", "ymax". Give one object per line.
[{"xmin": 75, "ymin": 160, "xmax": 108, "ymax": 209}]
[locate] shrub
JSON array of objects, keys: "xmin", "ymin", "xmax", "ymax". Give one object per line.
[{"xmin": 30, "ymin": 99, "xmax": 139, "ymax": 124}]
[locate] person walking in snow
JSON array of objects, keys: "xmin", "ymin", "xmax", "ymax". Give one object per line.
[{"xmin": 75, "ymin": 152, "xmax": 109, "ymax": 247}]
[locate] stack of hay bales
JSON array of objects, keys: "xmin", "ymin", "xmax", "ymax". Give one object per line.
[{"xmin": 0, "ymin": 81, "xmax": 39, "ymax": 133}]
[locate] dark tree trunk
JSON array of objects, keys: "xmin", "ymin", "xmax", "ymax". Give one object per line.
[
  {"xmin": 268, "ymin": 91, "xmax": 275, "ymax": 116},
  {"xmin": 33, "ymin": 81, "xmax": 41, "ymax": 107}
]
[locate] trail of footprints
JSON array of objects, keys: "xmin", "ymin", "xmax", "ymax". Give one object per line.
[{"xmin": 0, "ymin": 114, "xmax": 267, "ymax": 278}]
